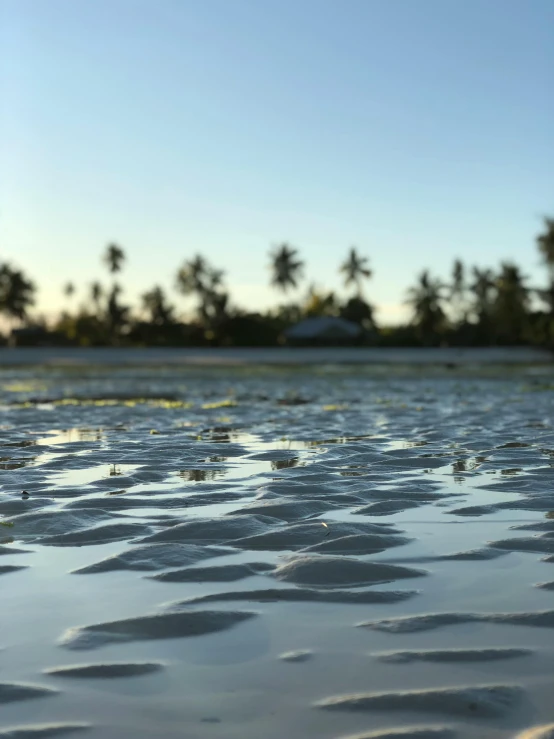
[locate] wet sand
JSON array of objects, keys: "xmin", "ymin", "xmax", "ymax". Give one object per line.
[{"xmin": 1, "ymin": 365, "xmax": 554, "ymax": 738}]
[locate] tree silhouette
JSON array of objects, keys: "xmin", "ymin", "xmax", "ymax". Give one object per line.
[
  {"xmin": 100, "ymin": 244, "xmax": 127, "ymax": 343},
  {"xmin": 303, "ymin": 285, "xmax": 338, "ymax": 317},
  {"xmin": 341, "ymin": 297, "xmax": 375, "ymax": 330},
  {"xmin": 4, "ymin": 216, "xmax": 554, "ymax": 348},
  {"xmin": 537, "ymin": 217, "xmax": 554, "ymax": 280},
  {"xmin": 106, "ymin": 284, "xmax": 129, "ymax": 344},
  {"xmin": 63, "ymin": 282, "xmax": 75, "ymax": 298},
  {"xmin": 175, "ymin": 254, "xmax": 210, "ymax": 296},
  {"xmin": 406, "ymin": 270, "xmax": 446, "ymax": 345},
  {"xmin": 492, "ymin": 262, "xmax": 530, "ymax": 344},
  {"xmin": 536, "ymin": 218, "xmax": 554, "ymax": 346},
  {"xmin": 469, "ymin": 267, "xmax": 496, "ymax": 328},
  {"xmin": 0, "ymin": 264, "xmax": 36, "ymax": 322},
  {"xmin": 450, "ymin": 259, "xmax": 467, "ymax": 325},
  {"xmin": 270, "ymin": 243, "xmax": 304, "ymax": 292},
  {"xmin": 176, "ymin": 255, "xmax": 228, "ymax": 333},
  {"xmin": 90, "ymin": 281, "xmax": 103, "ymax": 311},
  {"xmin": 142, "ymin": 286, "xmax": 175, "ymax": 326},
  {"xmin": 103, "ymin": 243, "xmax": 125, "ymax": 275},
  {"xmin": 340, "ymin": 247, "xmax": 372, "ymax": 296}
]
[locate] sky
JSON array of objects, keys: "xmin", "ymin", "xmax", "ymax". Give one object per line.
[{"xmin": 1, "ymin": 0, "xmax": 553, "ymax": 324}]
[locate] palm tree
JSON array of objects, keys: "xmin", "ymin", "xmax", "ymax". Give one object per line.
[
  {"xmin": 64, "ymin": 282, "xmax": 75, "ymax": 298},
  {"xmin": 101, "ymin": 244, "xmax": 126, "ymax": 342},
  {"xmin": 468, "ymin": 267, "xmax": 496, "ymax": 344},
  {"xmin": 269, "ymin": 243, "xmax": 304, "ymax": 292},
  {"xmin": 405, "ymin": 270, "xmax": 446, "ymax": 345},
  {"xmin": 0, "ymin": 263, "xmax": 36, "ymax": 323},
  {"xmin": 103, "ymin": 243, "xmax": 125, "ymax": 275},
  {"xmin": 175, "ymin": 254, "xmax": 210, "ymax": 297},
  {"xmin": 90, "ymin": 281, "xmax": 103, "ymax": 311},
  {"xmin": 537, "ymin": 217, "xmax": 554, "ymax": 281},
  {"xmin": 62, "ymin": 282, "xmax": 76, "ymax": 317},
  {"xmin": 450, "ymin": 259, "xmax": 467, "ymax": 324},
  {"xmin": 470, "ymin": 267, "xmax": 495, "ymax": 319},
  {"xmin": 142, "ymin": 286, "xmax": 175, "ymax": 325},
  {"xmin": 175, "ymin": 255, "xmax": 228, "ymax": 331},
  {"xmin": 492, "ymin": 262, "xmax": 530, "ymax": 344},
  {"xmin": 106, "ymin": 284, "xmax": 129, "ymax": 344},
  {"xmin": 340, "ymin": 247, "xmax": 372, "ymax": 296},
  {"xmin": 536, "ymin": 217, "xmax": 554, "ymax": 345}
]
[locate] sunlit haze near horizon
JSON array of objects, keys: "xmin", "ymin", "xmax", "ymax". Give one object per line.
[{"xmin": 1, "ymin": 0, "xmax": 553, "ymax": 324}]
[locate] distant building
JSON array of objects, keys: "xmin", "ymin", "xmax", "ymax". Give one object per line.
[{"xmin": 284, "ymin": 316, "xmax": 364, "ymax": 346}]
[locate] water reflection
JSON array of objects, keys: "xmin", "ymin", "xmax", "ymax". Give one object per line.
[
  {"xmin": 271, "ymin": 457, "xmax": 299, "ymax": 470},
  {"xmin": 452, "ymin": 457, "xmax": 485, "ymax": 474},
  {"xmin": 35, "ymin": 428, "xmax": 105, "ymax": 446},
  {"xmin": 298, "ymin": 434, "xmax": 382, "ymax": 448},
  {"xmin": 198, "ymin": 426, "xmax": 247, "ymax": 444},
  {"xmin": 204, "ymin": 434, "xmax": 231, "ymax": 443},
  {"xmin": 0, "ymin": 457, "xmax": 32, "ymax": 470},
  {"xmin": 177, "ymin": 469, "xmax": 226, "ymax": 482},
  {"xmin": 277, "ymin": 396, "xmax": 310, "ymax": 406},
  {"xmin": 387, "ymin": 439, "xmax": 429, "ymax": 450}
]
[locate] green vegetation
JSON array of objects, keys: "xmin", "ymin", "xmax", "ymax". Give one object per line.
[{"xmin": 2, "ymin": 218, "xmax": 554, "ymax": 348}]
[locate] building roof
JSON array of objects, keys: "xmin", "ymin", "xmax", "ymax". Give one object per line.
[{"xmin": 284, "ymin": 316, "xmax": 362, "ymax": 340}]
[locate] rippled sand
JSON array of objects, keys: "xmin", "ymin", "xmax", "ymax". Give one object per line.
[{"xmin": 1, "ymin": 364, "xmax": 554, "ymax": 738}]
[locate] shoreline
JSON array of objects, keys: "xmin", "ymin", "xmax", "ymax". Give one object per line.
[{"xmin": 0, "ymin": 346, "xmax": 552, "ymax": 367}]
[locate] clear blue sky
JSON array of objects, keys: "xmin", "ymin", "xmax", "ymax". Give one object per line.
[{"xmin": 1, "ymin": 0, "xmax": 553, "ymax": 323}]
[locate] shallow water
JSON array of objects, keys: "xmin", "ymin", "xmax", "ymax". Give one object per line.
[{"xmin": 1, "ymin": 366, "xmax": 554, "ymax": 739}]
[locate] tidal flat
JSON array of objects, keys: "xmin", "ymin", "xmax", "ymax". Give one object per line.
[{"xmin": 1, "ymin": 363, "xmax": 554, "ymax": 738}]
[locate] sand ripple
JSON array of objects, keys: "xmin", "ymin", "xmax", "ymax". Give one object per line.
[
  {"xmin": 234, "ymin": 521, "xmax": 402, "ymax": 551},
  {"xmin": 38, "ymin": 522, "xmax": 150, "ymax": 546},
  {"xmin": 373, "ymin": 648, "xmax": 532, "ymax": 663},
  {"xmin": 336, "ymin": 729, "xmax": 455, "ymax": 739},
  {"xmin": 59, "ymin": 609, "xmax": 257, "ymax": 650},
  {"xmin": 71, "ymin": 543, "xmax": 233, "ymax": 574},
  {"xmin": 0, "ymin": 545, "xmax": 29, "ymax": 556},
  {"xmin": 172, "ymin": 587, "xmax": 417, "ymax": 606},
  {"xmin": 301, "ymin": 533, "xmax": 411, "ymax": 555},
  {"xmin": 0, "ymin": 725, "xmax": 89, "ymax": 738},
  {"xmin": 316, "ymin": 684, "xmax": 522, "ymax": 718},
  {"xmin": 139, "ymin": 514, "xmax": 277, "ymax": 543},
  {"xmin": 0, "ymin": 683, "xmax": 57, "ymax": 704},
  {"xmin": 490, "ymin": 535, "xmax": 554, "ymax": 554},
  {"xmin": 516, "ymin": 725, "xmax": 554, "ymax": 739},
  {"xmin": 274, "ymin": 555, "xmax": 426, "ymax": 587},
  {"xmin": 279, "ymin": 649, "xmax": 313, "ymax": 662},
  {"xmin": 45, "ymin": 662, "xmax": 164, "ymax": 678},
  {"xmin": 359, "ymin": 610, "xmax": 554, "ymax": 632},
  {"xmin": 0, "ymin": 565, "xmax": 27, "ymax": 576},
  {"xmin": 148, "ymin": 561, "xmax": 273, "ymax": 582}
]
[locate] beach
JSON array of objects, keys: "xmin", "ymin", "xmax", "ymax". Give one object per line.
[{"xmin": 1, "ymin": 360, "xmax": 554, "ymax": 738}]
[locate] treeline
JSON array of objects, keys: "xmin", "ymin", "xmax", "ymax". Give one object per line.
[{"xmin": 1, "ymin": 217, "xmax": 554, "ymax": 348}]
